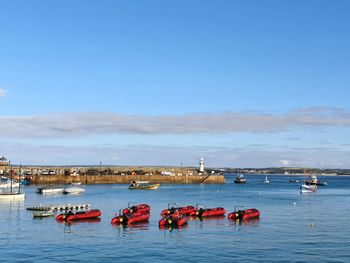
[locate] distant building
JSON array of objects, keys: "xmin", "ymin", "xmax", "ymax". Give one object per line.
[
  {"xmin": 199, "ymin": 157, "xmax": 205, "ymax": 173},
  {"xmin": 0, "ymin": 156, "xmax": 9, "ymax": 166},
  {"xmin": 0, "ymin": 156, "xmax": 9, "ymax": 175}
]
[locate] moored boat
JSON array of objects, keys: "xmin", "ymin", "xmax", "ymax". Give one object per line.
[
  {"xmin": 190, "ymin": 206, "xmax": 226, "ymax": 217},
  {"xmin": 234, "ymin": 174, "xmax": 246, "ymax": 184},
  {"xmin": 159, "ymin": 210, "xmax": 188, "ymax": 227},
  {"xmin": 161, "ymin": 204, "xmax": 196, "ymax": 217},
  {"xmin": 111, "ymin": 211, "xmax": 150, "ymax": 225},
  {"xmin": 33, "ymin": 210, "xmax": 55, "ymax": 218},
  {"xmin": 128, "ymin": 181, "xmax": 160, "ymax": 190},
  {"xmin": 228, "ymin": 208, "xmax": 260, "ymax": 220},
  {"xmin": 56, "ymin": 209, "xmax": 101, "ymax": 221},
  {"xmin": 305, "ymin": 175, "xmax": 328, "ymax": 186},
  {"xmin": 63, "ymin": 187, "xmax": 85, "ymax": 195},
  {"xmin": 122, "ymin": 203, "xmax": 150, "ymax": 215},
  {"xmin": 37, "ymin": 187, "xmax": 64, "ymax": 194}
]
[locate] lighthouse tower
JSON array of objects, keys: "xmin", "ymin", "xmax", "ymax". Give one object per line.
[{"xmin": 199, "ymin": 157, "xmax": 205, "ymax": 173}]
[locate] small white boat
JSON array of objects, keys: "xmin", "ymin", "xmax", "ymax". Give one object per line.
[
  {"xmin": 264, "ymin": 175, "xmax": 270, "ymax": 184},
  {"xmin": 37, "ymin": 187, "xmax": 64, "ymax": 194},
  {"xmin": 33, "ymin": 210, "xmax": 55, "ymax": 218},
  {"xmin": 63, "ymin": 187, "xmax": 85, "ymax": 195},
  {"xmin": 300, "ymin": 184, "xmax": 317, "ymax": 194}
]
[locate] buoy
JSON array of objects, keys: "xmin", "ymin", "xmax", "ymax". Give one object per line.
[{"xmin": 292, "ymin": 202, "xmax": 296, "ymax": 206}]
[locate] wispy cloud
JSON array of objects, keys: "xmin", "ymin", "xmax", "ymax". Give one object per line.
[
  {"xmin": 2, "ymin": 142, "xmax": 350, "ymax": 168},
  {"xmin": 0, "ymin": 88, "xmax": 5, "ymax": 97},
  {"xmin": 1, "ymin": 107, "xmax": 350, "ymax": 138}
]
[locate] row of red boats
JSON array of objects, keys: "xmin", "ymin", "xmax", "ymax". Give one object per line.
[{"xmin": 55, "ymin": 203, "xmax": 260, "ymax": 227}]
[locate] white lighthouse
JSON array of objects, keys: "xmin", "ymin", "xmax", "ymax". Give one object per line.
[{"xmin": 199, "ymin": 157, "xmax": 205, "ymax": 173}]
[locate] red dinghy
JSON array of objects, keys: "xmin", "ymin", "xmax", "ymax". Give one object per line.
[
  {"xmin": 161, "ymin": 204, "xmax": 196, "ymax": 217},
  {"xmin": 56, "ymin": 209, "xmax": 101, "ymax": 221},
  {"xmin": 122, "ymin": 203, "xmax": 150, "ymax": 215},
  {"xmin": 190, "ymin": 206, "xmax": 226, "ymax": 217},
  {"xmin": 112, "ymin": 203, "xmax": 151, "ymax": 225},
  {"xmin": 159, "ymin": 210, "xmax": 188, "ymax": 227},
  {"xmin": 228, "ymin": 207, "xmax": 260, "ymax": 220},
  {"xmin": 111, "ymin": 211, "xmax": 150, "ymax": 225}
]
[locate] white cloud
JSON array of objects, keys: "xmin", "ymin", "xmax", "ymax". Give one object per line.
[
  {"xmin": 0, "ymin": 107, "xmax": 350, "ymax": 138},
  {"xmin": 280, "ymin": 160, "xmax": 290, "ymax": 166},
  {"xmin": 0, "ymin": 88, "xmax": 5, "ymax": 97}
]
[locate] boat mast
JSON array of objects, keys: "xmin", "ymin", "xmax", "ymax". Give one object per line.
[
  {"xmin": 18, "ymin": 164, "xmax": 21, "ymax": 194},
  {"xmin": 9, "ymin": 160, "xmax": 12, "ymax": 193}
]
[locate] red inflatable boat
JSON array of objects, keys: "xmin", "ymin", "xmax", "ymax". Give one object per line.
[
  {"xmin": 111, "ymin": 211, "xmax": 150, "ymax": 225},
  {"xmin": 190, "ymin": 207, "xmax": 226, "ymax": 217},
  {"xmin": 159, "ymin": 210, "xmax": 188, "ymax": 227},
  {"xmin": 228, "ymin": 208, "xmax": 260, "ymax": 220},
  {"xmin": 161, "ymin": 205, "xmax": 196, "ymax": 217},
  {"xmin": 122, "ymin": 203, "xmax": 150, "ymax": 215},
  {"xmin": 56, "ymin": 209, "xmax": 101, "ymax": 221}
]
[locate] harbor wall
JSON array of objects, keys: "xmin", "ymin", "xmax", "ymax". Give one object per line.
[{"xmin": 31, "ymin": 174, "xmax": 225, "ymax": 185}]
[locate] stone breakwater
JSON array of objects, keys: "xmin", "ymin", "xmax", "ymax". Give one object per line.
[{"xmin": 32, "ymin": 174, "xmax": 225, "ymax": 185}]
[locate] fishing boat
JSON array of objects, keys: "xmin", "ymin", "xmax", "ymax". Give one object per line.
[
  {"xmin": 264, "ymin": 175, "xmax": 270, "ymax": 184},
  {"xmin": 36, "ymin": 187, "xmax": 64, "ymax": 194},
  {"xmin": 300, "ymin": 171, "xmax": 318, "ymax": 194},
  {"xmin": 63, "ymin": 187, "xmax": 85, "ymax": 195},
  {"xmin": 159, "ymin": 210, "xmax": 188, "ymax": 227},
  {"xmin": 0, "ymin": 163, "xmax": 25, "ymax": 200},
  {"xmin": 190, "ymin": 205, "xmax": 226, "ymax": 217},
  {"xmin": 0, "ymin": 177, "xmax": 20, "ymax": 188},
  {"xmin": 33, "ymin": 210, "xmax": 55, "ymax": 218},
  {"xmin": 56, "ymin": 209, "xmax": 101, "ymax": 221},
  {"xmin": 128, "ymin": 181, "xmax": 160, "ymax": 190},
  {"xmin": 305, "ymin": 175, "xmax": 328, "ymax": 186},
  {"xmin": 161, "ymin": 203, "xmax": 196, "ymax": 217},
  {"xmin": 228, "ymin": 207, "xmax": 260, "ymax": 220},
  {"xmin": 234, "ymin": 174, "xmax": 246, "ymax": 184}
]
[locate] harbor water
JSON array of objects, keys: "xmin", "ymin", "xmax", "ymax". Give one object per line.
[{"xmin": 1, "ymin": 174, "xmax": 349, "ymax": 263}]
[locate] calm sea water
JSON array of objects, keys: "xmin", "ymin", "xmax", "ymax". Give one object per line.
[{"xmin": 1, "ymin": 174, "xmax": 349, "ymax": 263}]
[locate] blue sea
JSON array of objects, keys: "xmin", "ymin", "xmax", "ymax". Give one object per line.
[{"xmin": 1, "ymin": 174, "xmax": 349, "ymax": 263}]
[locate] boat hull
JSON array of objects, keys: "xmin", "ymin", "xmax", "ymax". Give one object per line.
[
  {"xmin": 0, "ymin": 192, "xmax": 25, "ymax": 200},
  {"xmin": 191, "ymin": 207, "xmax": 226, "ymax": 217},
  {"xmin": 228, "ymin": 208, "xmax": 260, "ymax": 220},
  {"xmin": 56, "ymin": 209, "xmax": 101, "ymax": 221}
]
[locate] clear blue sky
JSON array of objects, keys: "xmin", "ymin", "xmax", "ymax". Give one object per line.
[{"xmin": 0, "ymin": 0, "xmax": 350, "ymax": 168}]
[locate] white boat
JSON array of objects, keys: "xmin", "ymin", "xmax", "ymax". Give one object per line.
[
  {"xmin": 63, "ymin": 187, "xmax": 85, "ymax": 195},
  {"xmin": 300, "ymin": 184, "xmax": 317, "ymax": 194},
  {"xmin": 0, "ymin": 165, "xmax": 25, "ymax": 200},
  {"xmin": 264, "ymin": 175, "xmax": 270, "ymax": 184},
  {"xmin": 36, "ymin": 187, "xmax": 64, "ymax": 194},
  {"xmin": 33, "ymin": 210, "xmax": 55, "ymax": 218}
]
